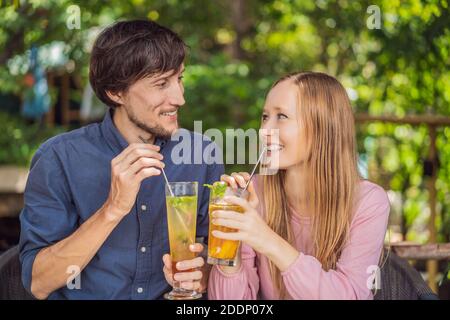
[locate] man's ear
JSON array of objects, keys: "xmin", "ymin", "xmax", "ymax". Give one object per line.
[{"xmin": 106, "ymin": 90, "xmax": 124, "ymax": 106}]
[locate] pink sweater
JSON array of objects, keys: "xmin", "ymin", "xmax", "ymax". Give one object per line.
[{"xmin": 208, "ymin": 179, "xmax": 390, "ymax": 300}]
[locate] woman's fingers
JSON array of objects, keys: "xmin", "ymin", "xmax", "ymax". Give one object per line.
[
  {"xmin": 233, "ymin": 172, "xmax": 258, "ymax": 208},
  {"xmin": 245, "ymin": 181, "xmax": 259, "ymax": 208},
  {"xmin": 220, "ymin": 172, "xmax": 254, "ymax": 196},
  {"xmin": 219, "ymin": 173, "xmax": 258, "ymax": 209},
  {"xmin": 212, "ymin": 210, "xmax": 245, "ymax": 222},
  {"xmin": 220, "ymin": 174, "xmax": 238, "ymax": 189},
  {"xmin": 212, "ymin": 217, "xmax": 243, "ymax": 230},
  {"xmin": 231, "ymin": 172, "xmax": 247, "ymax": 189},
  {"xmin": 223, "ymin": 195, "xmax": 253, "ymax": 212},
  {"xmin": 238, "ymin": 172, "xmax": 251, "ymax": 181},
  {"xmin": 212, "ymin": 230, "xmax": 243, "ymax": 241}
]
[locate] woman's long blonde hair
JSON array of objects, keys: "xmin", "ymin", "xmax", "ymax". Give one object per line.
[{"xmin": 262, "ymin": 72, "xmax": 360, "ymax": 298}]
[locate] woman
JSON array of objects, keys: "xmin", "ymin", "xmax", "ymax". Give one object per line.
[{"xmin": 208, "ymin": 72, "xmax": 390, "ymax": 300}]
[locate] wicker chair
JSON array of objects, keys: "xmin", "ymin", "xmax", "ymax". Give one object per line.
[
  {"xmin": 373, "ymin": 249, "xmax": 439, "ymax": 300},
  {"xmin": 0, "ymin": 245, "xmax": 35, "ymax": 300}
]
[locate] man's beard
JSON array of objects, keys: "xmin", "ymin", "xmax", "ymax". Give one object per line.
[{"xmin": 125, "ymin": 107, "xmax": 177, "ymax": 140}]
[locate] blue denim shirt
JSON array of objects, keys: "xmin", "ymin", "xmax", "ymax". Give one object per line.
[{"xmin": 19, "ymin": 109, "xmax": 224, "ymax": 299}]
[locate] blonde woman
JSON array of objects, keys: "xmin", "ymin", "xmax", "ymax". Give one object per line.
[{"xmin": 208, "ymin": 72, "xmax": 390, "ymax": 300}]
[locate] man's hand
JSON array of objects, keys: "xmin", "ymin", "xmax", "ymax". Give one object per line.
[
  {"xmin": 105, "ymin": 143, "xmax": 165, "ymax": 220},
  {"xmin": 162, "ymin": 243, "xmax": 210, "ymax": 293}
]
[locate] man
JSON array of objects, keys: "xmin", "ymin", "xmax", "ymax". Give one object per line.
[{"xmin": 19, "ymin": 20, "xmax": 224, "ymax": 299}]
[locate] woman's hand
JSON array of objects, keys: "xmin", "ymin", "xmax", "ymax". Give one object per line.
[
  {"xmin": 214, "ymin": 172, "xmax": 276, "ymax": 255},
  {"xmin": 220, "ymin": 172, "xmax": 259, "ymax": 209},
  {"xmin": 211, "ymin": 194, "xmax": 278, "ymax": 255},
  {"xmin": 215, "ymin": 172, "xmax": 300, "ymax": 272}
]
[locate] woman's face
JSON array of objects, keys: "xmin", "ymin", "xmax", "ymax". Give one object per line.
[{"xmin": 260, "ymin": 80, "xmax": 308, "ymax": 170}]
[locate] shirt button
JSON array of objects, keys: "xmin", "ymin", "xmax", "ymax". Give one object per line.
[
  {"xmin": 140, "ymin": 247, "xmax": 146, "ymax": 253},
  {"xmin": 137, "ymin": 287, "xmax": 143, "ymax": 294},
  {"xmin": 141, "ymin": 205, "xmax": 147, "ymax": 211}
]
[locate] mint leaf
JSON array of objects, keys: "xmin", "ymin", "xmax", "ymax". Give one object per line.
[{"xmin": 204, "ymin": 181, "xmax": 227, "ymax": 198}]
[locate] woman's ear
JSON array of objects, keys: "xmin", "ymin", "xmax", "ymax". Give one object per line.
[{"xmin": 106, "ymin": 90, "xmax": 124, "ymax": 106}]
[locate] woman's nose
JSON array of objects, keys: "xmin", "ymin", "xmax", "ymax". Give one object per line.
[
  {"xmin": 260, "ymin": 127, "xmax": 279, "ymax": 145},
  {"xmin": 261, "ymin": 117, "xmax": 278, "ymax": 131}
]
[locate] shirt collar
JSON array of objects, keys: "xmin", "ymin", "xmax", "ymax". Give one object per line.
[{"xmin": 101, "ymin": 108, "xmax": 168, "ymax": 153}]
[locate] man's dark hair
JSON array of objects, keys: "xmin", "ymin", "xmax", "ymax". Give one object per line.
[{"xmin": 89, "ymin": 20, "xmax": 186, "ymax": 108}]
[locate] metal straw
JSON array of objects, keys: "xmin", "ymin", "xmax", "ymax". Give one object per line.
[
  {"xmin": 161, "ymin": 167, "xmax": 174, "ymax": 197},
  {"xmin": 138, "ymin": 137, "xmax": 191, "ymax": 239},
  {"xmin": 138, "ymin": 136, "xmax": 173, "ymax": 192},
  {"xmin": 242, "ymin": 145, "xmax": 267, "ymax": 192}
]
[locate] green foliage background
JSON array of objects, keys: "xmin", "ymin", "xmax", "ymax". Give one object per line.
[{"xmin": 0, "ymin": 0, "xmax": 448, "ymax": 242}]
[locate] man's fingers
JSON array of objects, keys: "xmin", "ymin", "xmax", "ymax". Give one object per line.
[
  {"xmin": 114, "ymin": 145, "xmax": 162, "ymax": 172},
  {"xmin": 113, "ymin": 143, "xmax": 160, "ymax": 165},
  {"xmin": 136, "ymin": 167, "xmax": 162, "ymax": 181},
  {"xmin": 180, "ymin": 281, "xmax": 201, "ymax": 291},
  {"xmin": 173, "ymin": 270, "xmax": 203, "ymax": 282},
  {"xmin": 163, "ymin": 266, "xmax": 173, "ymax": 278},
  {"xmin": 121, "ymin": 149, "xmax": 163, "ymax": 171},
  {"xmin": 162, "ymin": 254, "xmax": 172, "ymax": 270},
  {"xmin": 127, "ymin": 149, "xmax": 163, "ymax": 166},
  {"xmin": 176, "ymin": 257, "xmax": 204, "ymax": 271},
  {"xmin": 128, "ymin": 157, "xmax": 165, "ymax": 175},
  {"xmin": 162, "ymin": 254, "xmax": 174, "ymax": 285},
  {"xmin": 189, "ymin": 243, "xmax": 203, "ymax": 253}
]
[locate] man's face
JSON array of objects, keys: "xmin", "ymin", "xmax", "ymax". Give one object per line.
[{"xmin": 119, "ymin": 65, "xmax": 185, "ymax": 139}]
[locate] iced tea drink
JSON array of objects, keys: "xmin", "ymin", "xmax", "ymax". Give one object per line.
[
  {"xmin": 164, "ymin": 182, "xmax": 201, "ymax": 300},
  {"xmin": 205, "ymin": 182, "xmax": 247, "ymax": 266}
]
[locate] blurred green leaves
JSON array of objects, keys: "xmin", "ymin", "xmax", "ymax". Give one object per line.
[
  {"xmin": 0, "ymin": 0, "xmax": 448, "ymax": 242},
  {"xmin": 0, "ymin": 111, "xmax": 64, "ymax": 166}
]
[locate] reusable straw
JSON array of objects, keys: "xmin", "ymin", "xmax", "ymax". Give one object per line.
[
  {"xmin": 138, "ymin": 136, "xmax": 191, "ymax": 238},
  {"xmin": 242, "ymin": 145, "xmax": 267, "ymax": 192}
]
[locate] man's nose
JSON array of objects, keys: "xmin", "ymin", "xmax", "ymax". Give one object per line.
[{"xmin": 168, "ymin": 82, "xmax": 185, "ymax": 107}]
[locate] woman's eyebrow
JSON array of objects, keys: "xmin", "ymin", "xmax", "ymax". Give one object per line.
[{"xmin": 263, "ymin": 105, "xmax": 284, "ymax": 113}]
